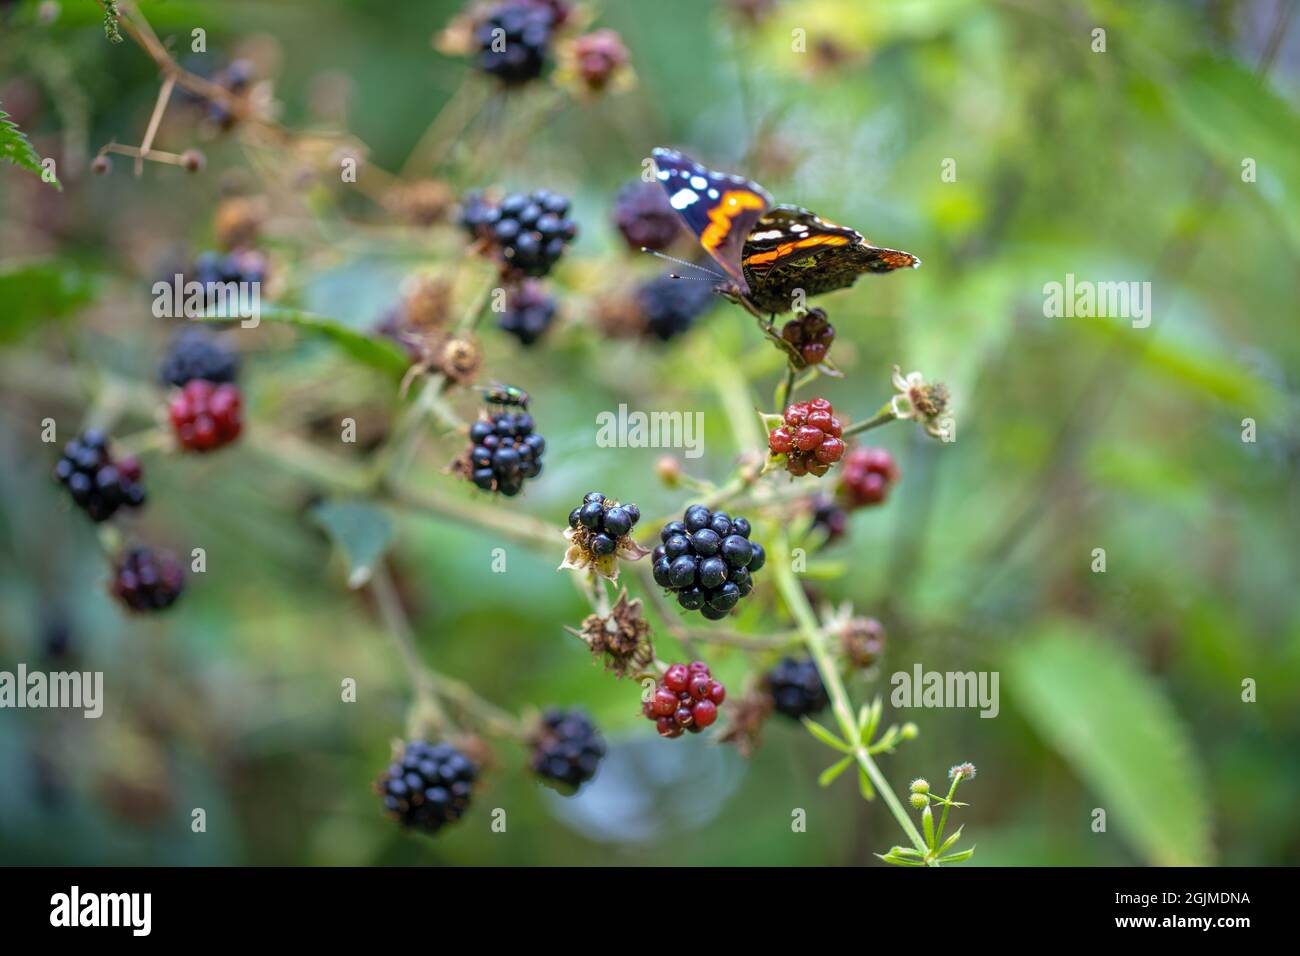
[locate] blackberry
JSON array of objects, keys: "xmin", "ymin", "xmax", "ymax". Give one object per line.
[
  {"xmin": 374, "ymin": 740, "xmax": 477, "ymax": 835},
  {"xmin": 169, "ymin": 379, "xmax": 243, "ymax": 453},
  {"xmin": 192, "ymin": 248, "xmax": 268, "ymax": 287},
  {"xmin": 636, "ymin": 272, "xmax": 718, "ymax": 341},
  {"xmin": 838, "ymin": 446, "xmax": 899, "ymax": 507},
  {"xmin": 461, "ymin": 410, "xmax": 545, "ymax": 496},
  {"xmin": 563, "ymin": 491, "xmax": 643, "ymax": 574},
  {"xmin": 473, "ymin": 2, "xmax": 555, "ymax": 86},
  {"xmin": 767, "ymin": 398, "xmax": 845, "ymax": 477},
  {"xmin": 764, "ymin": 657, "xmax": 829, "ymax": 719},
  {"xmin": 159, "ymin": 327, "xmax": 239, "ymax": 387},
  {"xmin": 111, "ymin": 546, "xmax": 185, "ymax": 613},
  {"xmin": 781, "ymin": 308, "xmax": 835, "ymax": 366},
  {"xmin": 642, "ymin": 661, "xmax": 726, "ymax": 738},
  {"xmin": 528, "ymin": 707, "xmax": 606, "ymax": 791},
  {"xmin": 461, "ymin": 189, "xmax": 578, "ymax": 278},
  {"xmin": 652, "ymin": 505, "xmax": 764, "ymax": 619},
  {"xmin": 53, "ymin": 430, "xmax": 146, "ymax": 522},
  {"xmin": 612, "ymin": 179, "xmax": 681, "ymax": 252},
  {"xmin": 809, "ymin": 493, "xmax": 848, "ymax": 543},
  {"xmin": 204, "ymin": 59, "xmax": 254, "ymax": 130},
  {"xmin": 498, "ymin": 279, "xmax": 556, "ymax": 346}
]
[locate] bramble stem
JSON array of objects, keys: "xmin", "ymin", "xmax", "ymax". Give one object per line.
[
  {"xmin": 369, "ymin": 560, "xmax": 446, "ymax": 736},
  {"xmin": 842, "ymin": 403, "xmax": 897, "ymax": 437}
]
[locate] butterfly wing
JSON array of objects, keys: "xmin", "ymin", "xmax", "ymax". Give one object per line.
[
  {"xmin": 741, "ymin": 205, "xmax": 920, "ymax": 313},
  {"xmin": 651, "ymin": 147, "xmax": 772, "ymax": 295}
]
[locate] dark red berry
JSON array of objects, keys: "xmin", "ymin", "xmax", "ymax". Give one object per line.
[
  {"xmin": 838, "ymin": 446, "xmax": 899, "ymax": 508},
  {"xmin": 769, "ymin": 398, "xmax": 848, "ymax": 477},
  {"xmin": 780, "ymin": 308, "xmax": 835, "ymax": 366},
  {"xmin": 110, "ymin": 545, "xmax": 185, "ymax": 613},
  {"xmin": 169, "ymin": 380, "xmax": 242, "ymax": 452},
  {"xmin": 613, "ymin": 180, "xmax": 680, "ymax": 252},
  {"xmin": 645, "ymin": 660, "xmax": 726, "ymax": 738}
]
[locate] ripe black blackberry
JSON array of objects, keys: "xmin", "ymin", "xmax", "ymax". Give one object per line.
[
  {"xmin": 651, "ymin": 505, "xmax": 765, "ymax": 620},
  {"xmin": 528, "ymin": 707, "xmax": 606, "ymax": 792},
  {"xmin": 461, "ymin": 189, "xmax": 577, "ymax": 278},
  {"xmin": 764, "ymin": 657, "xmax": 829, "ymax": 719},
  {"xmin": 473, "ymin": 2, "xmax": 555, "ymax": 85},
  {"xmin": 375, "ymin": 740, "xmax": 477, "ymax": 835},
  {"xmin": 636, "ymin": 272, "xmax": 718, "ymax": 341},
  {"xmin": 612, "ymin": 179, "xmax": 681, "ymax": 252},
  {"xmin": 498, "ymin": 279, "xmax": 556, "ymax": 346},
  {"xmin": 159, "ymin": 327, "xmax": 239, "ymax": 387},
  {"xmin": 566, "ymin": 490, "xmax": 641, "ymax": 558},
  {"xmin": 53, "ymin": 430, "xmax": 146, "ymax": 522},
  {"xmin": 462, "ymin": 410, "xmax": 546, "ymax": 496},
  {"xmin": 110, "ymin": 546, "xmax": 185, "ymax": 613}
]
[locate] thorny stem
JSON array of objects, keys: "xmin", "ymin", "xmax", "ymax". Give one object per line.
[{"xmin": 770, "ymin": 529, "xmax": 931, "ymax": 860}]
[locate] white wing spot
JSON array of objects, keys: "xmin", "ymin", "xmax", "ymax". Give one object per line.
[
  {"xmin": 707, "ymin": 188, "xmax": 719, "ymax": 199},
  {"xmin": 657, "ymin": 170, "xmax": 669, "ymax": 180},
  {"xmin": 669, "ymin": 189, "xmax": 699, "ymax": 210},
  {"xmin": 690, "ymin": 176, "xmax": 708, "ymax": 189}
]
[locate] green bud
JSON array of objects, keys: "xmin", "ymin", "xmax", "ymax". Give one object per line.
[
  {"xmin": 909, "ymin": 777, "xmax": 930, "ymax": 794},
  {"xmin": 900, "ymin": 722, "xmax": 919, "ymax": 740},
  {"xmin": 909, "ymin": 792, "xmax": 929, "ymax": 809}
]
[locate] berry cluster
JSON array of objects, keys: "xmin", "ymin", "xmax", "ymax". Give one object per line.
[
  {"xmin": 642, "ymin": 661, "xmax": 726, "ymax": 738},
  {"xmin": 809, "ymin": 493, "xmax": 848, "ymax": 542},
  {"xmin": 498, "ymin": 279, "xmax": 557, "ymax": 345},
  {"xmin": 636, "ymin": 272, "xmax": 718, "ymax": 341},
  {"xmin": 54, "ymin": 430, "xmax": 145, "ymax": 522},
  {"xmin": 159, "ymin": 327, "xmax": 239, "ymax": 388},
  {"xmin": 474, "ymin": 2, "xmax": 555, "ymax": 85},
  {"xmin": 567, "ymin": 491, "xmax": 640, "ymax": 556},
  {"xmin": 767, "ymin": 398, "xmax": 845, "ymax": 476},
  {"xmin": 191, "ymin": 248, "xmax": 269, "ymax": 289},
  {"xmin": 838, "ymin": 447, "xmax": 898, "ymax": 507},
  {"xmin": 781, "ymin": 309, "xmax": 835, "ymax": 366},
  {"xmin": 169, "ymin": 379, "xmax": 243, "ymax": 453},
  {"xmin": 652, "ymin": 505, "xmax": 765, "ymax": 620},
  {"xmin": 464, "ymin": 411, "xmax": 546, "ymax": 496},
  {"xmin": 375, "ymin": 740, "xmax": 477, "ymax": 835},
  {"xmin": 460, "ymin": 189, "xmax": 578, "ymax": 277},
  {"xmin": 612, "ymin": 179, "xmax": 680, "ymax": 252},
  {"xmin": 764, "ymin": 657, "xmax": 829, "ymax": 719},
  {"xmin": 111, "ymin": 546, "xmax": 185, "ymax": 613},
  {"xmin": 528, "ymin": 708, "xmax": 606, "ymax": 791}
]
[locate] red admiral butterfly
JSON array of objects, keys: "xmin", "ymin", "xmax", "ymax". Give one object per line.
[{"xmin": 651, "ymin": 147, "xmax": 920, "ymax": 315}]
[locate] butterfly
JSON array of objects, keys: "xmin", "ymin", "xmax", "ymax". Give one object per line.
[{"xmin": 650, "ymin": 147, "xmax": 920, "ymax": 315}]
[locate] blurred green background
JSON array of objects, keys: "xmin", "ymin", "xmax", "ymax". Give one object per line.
[{"xmin": 1, "ymin": 0, "xmax": 1298, "ymax": 866}]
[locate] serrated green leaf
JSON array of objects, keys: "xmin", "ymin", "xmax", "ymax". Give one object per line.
[
  {"xmin": 817, "ymin": 755, "xmax": 853, "ymax": 787},
  {"xmin": 197, "ymin": 305, "xmax": 410, "ymax": 379},
  {"xmin": 857, "ymin": 763, "xmax": 875, "ymax": 801},
  {"xmin": 0, "ymin": 106, "xmax": 59, "ymax": 189},
  {"xmin": 1008, "ymin": 622, "xmax": 1211, "ymax": 865},
  {"xmin": 800, "ymin": 717, "xmax": 852, "ymax": 754},
  {"xmin": 310, "ymin": 498, "xmax": 395, "ymax": 588}
]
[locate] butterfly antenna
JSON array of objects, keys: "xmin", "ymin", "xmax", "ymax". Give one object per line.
[{"xmin": 639, "ymin": 248, "xmax": 725, "ymax": 281}]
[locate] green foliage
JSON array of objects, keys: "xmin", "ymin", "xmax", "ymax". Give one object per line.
[
  {"xmin": 0, "ymin": 261, "xmax": 97, "ymax": 341},
  {"xmin": 0, "ymin": 106, "xmax": 58, "ymax": 189},
  {"xmin": 1008, "ymin": 623, "xmax": 1212, "ymax": 866},
  {"xmin": 311, "ymin": 498, "xmax": 396, "ymax": 588}
]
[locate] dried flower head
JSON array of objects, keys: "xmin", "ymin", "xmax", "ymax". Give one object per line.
[
  {"xmin": 717, "ymin": 685, "xmax": 775, "ymax": 758},
  {"xmin": 569, "ymin": 590, "xmax": 654, "ymax": 678},
  {"xmin": 949, "ymin": 761, "xmax": 977, "ymax": 782},
  {"xmin": 556, "ymin": 29, "xmax": 634, "ymax": 97},
  {"xmin": 891, "ymin": 365, "xmax": 953, "ymax": 440},
  {"xmin": 435, "ymin": 334, "xmax": 483, "ymax": 384},
  {"xmin": 839, "ymin": 615, "xmax": 885, "ymax": 669}
]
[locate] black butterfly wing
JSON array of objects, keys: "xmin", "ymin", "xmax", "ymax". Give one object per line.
[{"xmin": 651, "ymin": 147, "xmax": 773, "ymax": 294}]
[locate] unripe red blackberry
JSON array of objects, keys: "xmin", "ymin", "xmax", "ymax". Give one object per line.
[
  {"xmin": 111, "ymin": 546, "xmax": 185, "ymax": 613},
  {"xmin": 838, "ymin": 446, "xmax": 898, "ymax": 507},
  {"xmin": 473, "ymin": 2, "xmax": 555, "ymax": 86},
  {"xmin": 612, "ymin": 179, "xmax": 680, "ymax": 252},
  {"xmin": 642, "ymin": 661, "xmax": 726, "ymax": 737},
  {"xmin": 528, "ymin": 707, "xmax": 606, "ymax": 791},
  {"xmin": 498, "ymin": 279, "xmax": 556, "ymax": 346},
  {"xmin": 169, "ymin": 379, "xmax": 243, "ymax": 452},
  {"xmin": 767, "ymin": 398, "xmax": 845, "ymax": 476},
  {"xmin": 564, "ymin": 29, "xmax": 631, "ymax": 96},
  {"xmin": 459, "ymin": 410, "xmax": 545, "ymax": 496},
  {"xmin": 764, "ymin": 657, "xmax": 829, "ymax": 719},
  {"xmin": 780, "ymin": 308, "xmax": 835, "ymax": 366},
  {"xmin": 53, "ymin": 430, "xmax": 146, "ymax": 522},
  {"xmin": 375, "ymin": 740, "xmax": 477, "ymax": 834}
]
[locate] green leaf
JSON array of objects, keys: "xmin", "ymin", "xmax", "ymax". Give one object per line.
[
  {"xmin": 859, "ymin": 696, "xmax": 882, "ymax": 745},
  {"xmin": 857, "ymin": 763, "xmax": 875, "ymax": 801},
  {"xmin": 876, "ymin": 846, "xmax": 925, "ymax": 866},
  {"xmin": 0, "ymin": 105, "xmax": 59, "ymax": 189},
  {"xmin": 1166, "ymin": 57, "xmax": 1300, "ymax": 257},
  {"xmin": 817, "ymin": 755, "xmax": 854, "ymax": 787},
  {"xmin": 198, "ymin": 305, "xmax": 410, "ymax": 379},
  {"xmin": 922, "ymin": 804, "xmax": 935, "ymax": 850},
  {"xmin": 938, "ymin": 825, "xmax": 964, "ymax": 855},
  {"xmin": 1008, "ymin": 622, "xmax": 1212, "ymax": 865},
  {"xmin": 936, "ymin": 847, "xmax": 975, "ymax": 864},
  {"xmin": 310, "ymin": 498, "xmax": 395, "ymax": 588},
  {"xmin": 0, "ymin": 261, "xmax": 99, "ymax": 342},
  {"xmin": 800, "ymin": 717, "xmax": 852, "ymax": 754}
]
